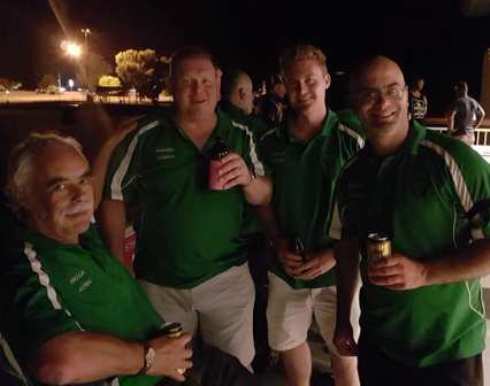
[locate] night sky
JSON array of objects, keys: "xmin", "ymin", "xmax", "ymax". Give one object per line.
[{"xmin": 2, "ymin": 0, "xmax": 490, "ymax": 113}]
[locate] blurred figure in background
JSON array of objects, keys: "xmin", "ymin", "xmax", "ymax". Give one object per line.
[
  {"xmin": 447, "ymin": 80, "xmax": 485, "ymax": 145},
  {"xmin": 408, "ymin": 78, "xmax": 428, "ymax": 120},
  {"xmin": 256, "ymin": 74, "xmax": 288, "ymax": 126}
]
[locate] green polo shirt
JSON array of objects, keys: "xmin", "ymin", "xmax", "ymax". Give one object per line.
[
  {"xmin": 219, "ymin": 101, "xmax": 269, "ymax": 139},
  {"xmin": 105, "ymin": 110, "xmax": 266, "ymax": 288},
  {"xmin": 259, "ymin": 110, "xmax": 364, "ymax": 289},
  {"xmin": 333, "ymin": 121, "xmax": 490, "ymax": 366},
  {"xmin": 0, "ymin": 225, "xmax": 164, "ymax": 386}
]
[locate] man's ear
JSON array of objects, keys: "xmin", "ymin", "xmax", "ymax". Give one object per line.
[
  {"xmin": 238, "ymin": 88, "xmax": 246, "ymax": 100},
  {"xmin": 215, "ymin": 68, "xmax": 223, "ymax": 100},
  {"xmin": 324, "ymin": 72, "xmax": 332, "ymax": 90}
]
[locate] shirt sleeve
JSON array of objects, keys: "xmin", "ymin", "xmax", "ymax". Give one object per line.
[
  {"xmin": 103, "ymin": 128, "xmax": 144, "ymax": 205},
  {"xmin": 238, "ymin": 122, "xmax": 267, "ymax": 177},
  {"xmin": 451, "ymin": 143, "xmax": 490, "ymax": 240},
  {"xmin": 2, "ymin": 259, "xmax": 81, "ymax": 360}
]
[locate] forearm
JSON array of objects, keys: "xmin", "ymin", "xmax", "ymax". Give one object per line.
[
  {"xmin": 447, "ymin": 113, "xmax": 455, "ymax": 131},
  {"xmin": 425, "ymin": 238, "xmax": 490, "ymax": 285},
  {"xmin": 334, "ymin": 239, "xmax": 361, "ymax": 325},
  {"xmin": 32, "ymin": 331, "xmax": 143, "ymax": 385},
  {"xmin": 474, "ymin": 113, "xmax": 485, "ymax": 128},
  {"xmin": 98, "ymin": 200, "xmax": 127, "ymax": 264},
  {"xmin": 243, "ymin": 176, "xmax": 272, "ymax": 205}
]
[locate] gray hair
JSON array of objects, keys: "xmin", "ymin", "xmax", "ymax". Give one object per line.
[{"xmin": 6, "ymin": 132, "xmax": 85, "ymax": 213}]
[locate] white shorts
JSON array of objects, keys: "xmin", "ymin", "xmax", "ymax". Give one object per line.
[
  {"xmin": 139, "ymin": 263, "xmax": 255, "ymax": 368},
  {"xmin": 267, "ymin": 272, "xmax": 360, "ymax": 354}
]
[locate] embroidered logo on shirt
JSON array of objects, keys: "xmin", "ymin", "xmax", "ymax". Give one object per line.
[
  {"xmin": 69, "ymin": 270, "xmax": 86, "ymax": 284},
  {"xmin": 79, "ymin": 279, "xmax": 93, "ymax": 293},
  {"xmin": 270, "ymin": 151, "xmax": 286, "ymax": 164},
  {"xmin": 156, "ymin": 147, "xmax": 176, "ymax": 160}
]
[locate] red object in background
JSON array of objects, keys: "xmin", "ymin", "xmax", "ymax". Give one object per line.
[{"xmin": 123, "ymin": 225, "xmax": 136, "ymax": 267}]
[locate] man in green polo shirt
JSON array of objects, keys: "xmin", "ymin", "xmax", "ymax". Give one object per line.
[
  {"xmin": 333, "ymin": 56, "xmax": 490, "ymax": 386},
  {"xmin": 1, "ymin": 133, "xmax": 192, "ymax": 386},
  {"xmin": 100, "ymin": 47, "xmax": 272, "ymax": 370},
  {"xmin": 258, "ymin": 44, "xmax": 363, "ymax": 386},
  {"xmin": 219, "ymin": 69, "xmax": 268, "ymax": 137}
]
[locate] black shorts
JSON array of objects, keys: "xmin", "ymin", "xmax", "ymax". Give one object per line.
[{"xmin": 358, "ymin": 338, "xmax": 483, "ymax": 386}]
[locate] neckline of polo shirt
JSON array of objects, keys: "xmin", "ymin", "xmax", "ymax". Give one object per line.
[
  {"xmin": 361, "ymin": 120, "xmax": 426, "ymax": 160},
  {"xmin": 284, "ymin": 109, "xmax": 336, "ymax": 143},
  {"xmin": 172, "ymin": 110, "xmax": 228, "ymax": 152},
  {"xmin": 26, "ymin": 230, "xmax": 81, "ymax": 250}
]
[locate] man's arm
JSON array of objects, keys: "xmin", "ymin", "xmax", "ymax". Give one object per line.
[
  {"xmin": 242, "ymin": 176, "xmax": 272, "ymax": 205},
  {"xmin": 98, "ymin": 200, "xmax": 127, "ymax": 267},
  {"xmin": 368, "ymin": 238, "xmax": 490, "ymax": 290},
  {"xmin": 32, "ymin": 331, "xmax": 192, "ymax": 385},
  {"xmin": 92, "ymin": 122, "xmax": 138, "ymax": 208},
  {"xmin": 333, "ymin": 238, "xmax": 361, "ymax": 356},
  {"xmin": 474, "ymin": 104, "xmax": 486, "ymax": 129},
  {"xmin": 447, "ymin": 109, "xmax": 456, "ymax": 132}
]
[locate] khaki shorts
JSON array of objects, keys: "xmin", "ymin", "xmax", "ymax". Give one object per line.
[
  {"xmin": 140, "ymin": 263, "xmax": 255, "ymax": 368},
  {"xmin": 267, "ymin": 272, "xmax": 360, "ymax": 354}
]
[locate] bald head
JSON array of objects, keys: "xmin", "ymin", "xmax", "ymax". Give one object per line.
[
  {"xmin": 351, "ymin": 56, "xmax": 406, "ymax": 95},
  {"xmin": 223, "ymin": 70, "xmax": 254, "ymax": 115},
  {"xmin": 351, "ymin": 56, "xmax": 409, "ymax": 142}
]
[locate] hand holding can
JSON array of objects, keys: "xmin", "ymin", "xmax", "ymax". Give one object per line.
[
  {"xmin": 366, "ymin": 233, "xmax": 391, "ymax": 261},
  {"xmin": 160, "ymin": 322, "xmax": 187, "ymax": 374}
]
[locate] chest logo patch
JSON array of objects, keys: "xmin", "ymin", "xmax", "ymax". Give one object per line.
[
  {"xmin": 156, "ymin": 147, "xmax": 176, "ymax": 161},
  {"xmin": 78, "ymin": 279, "xmax": 93, "ymax": 293},
  {"xmin": 270, "ymin": 151, "xmax": 286, "ymax": 164},
  {"xmin": 69, "ymin": 270, "xmax": 86, "ymax": 285}
]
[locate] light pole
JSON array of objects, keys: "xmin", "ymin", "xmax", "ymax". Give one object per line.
[{"xmin": 80, "ymin": 28, "xmax": 91, "ymax": 92}]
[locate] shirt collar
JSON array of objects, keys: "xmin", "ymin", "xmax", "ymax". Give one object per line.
[
  {"xmin": 279, "ymin": 109, "xmax": 338, "ymax": 143},
  {"xmin": 361, "ymin": 120, "xmax": 427, "ymax": 159}
]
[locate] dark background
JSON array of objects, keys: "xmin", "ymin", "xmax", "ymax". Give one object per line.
[{"xmin": 2, "ymin": 0, "xmax": 490, "ymax": 113}]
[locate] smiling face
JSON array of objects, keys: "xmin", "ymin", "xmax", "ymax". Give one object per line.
[
  {"xmin": 284, "ymin": 58, "xmax": 330, "ymax": 115},
  {"xmin": 172, "ymin": 55, "xmax": 221, "ymax": 119},
  {"xmin": 354, "ymin": 57, "xmax": 409, "ymax": 138},
  {"xmin": 23, "ymin": 142, "xmax": 94, "ymax": 244}
]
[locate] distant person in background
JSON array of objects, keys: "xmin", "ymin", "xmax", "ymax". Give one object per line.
[
  {"xmin": 447, "ymin": 80, "xmax": 485, "ymax": 145},
  {"xmin": 220, "ymin": 69, "xmax": 269, "ymax": 136},
  {"xmin": 408, "ymin": 78, "xmax": 428, "ymax": 120},
  {"xmin": 257, "ymin": 74, "xmax": 288, "ymax": 126}
]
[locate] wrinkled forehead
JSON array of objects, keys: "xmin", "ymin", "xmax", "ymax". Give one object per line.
[
  {"xmin": 359, "ymin": 60, "xmax": 405, "ymax": 89},
  {"xmin": 33, "ymin": 142, "xmax": 88, "ymax": 172}
]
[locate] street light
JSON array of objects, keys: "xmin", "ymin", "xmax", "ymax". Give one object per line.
[
  {"xmin": 80, "ymin": 28, "xmax": 91, "ymax": 93},
  {"xmin": 60, "ymin": 40, "xmax": 82, "ymax": 58},
  {"xmin": 81, "ymin": 28, "xmax": 91, "ymax": 46}
]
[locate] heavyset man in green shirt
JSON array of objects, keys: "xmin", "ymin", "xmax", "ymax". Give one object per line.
[
  {"xmin": 258, "ymin": 44, "xmax": 363, "ymax": 386},
  {"xmin": 100, "ymin": 47, "xmax": 272, "ymax": 369},
  {"xmin": 333, "ymin": 56, "xmax": 490, "ymax": 386}
]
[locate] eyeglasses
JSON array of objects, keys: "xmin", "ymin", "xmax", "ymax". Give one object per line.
[{"xmin": 356, "ymin": 84, "xmax": 407, "ymax": 105}]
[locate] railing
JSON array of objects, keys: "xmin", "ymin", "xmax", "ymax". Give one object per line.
[{"xmin": 424, "ymin": 118, "xmax": 490, "ymax": 161}]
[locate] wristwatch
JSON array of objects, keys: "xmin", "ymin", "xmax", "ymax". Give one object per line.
[{"xmin": 139, "ymin": 344, "xmax": 156, "ymax": 375}]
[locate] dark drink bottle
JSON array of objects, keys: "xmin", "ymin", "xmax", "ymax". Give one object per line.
[
  {"xmin": 208, "ymin": 137, "xmax": 230, "ymax": 190},
  {"xmin": 290, "ymin": 234, "xmax": 306, "ymax": 262}
]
